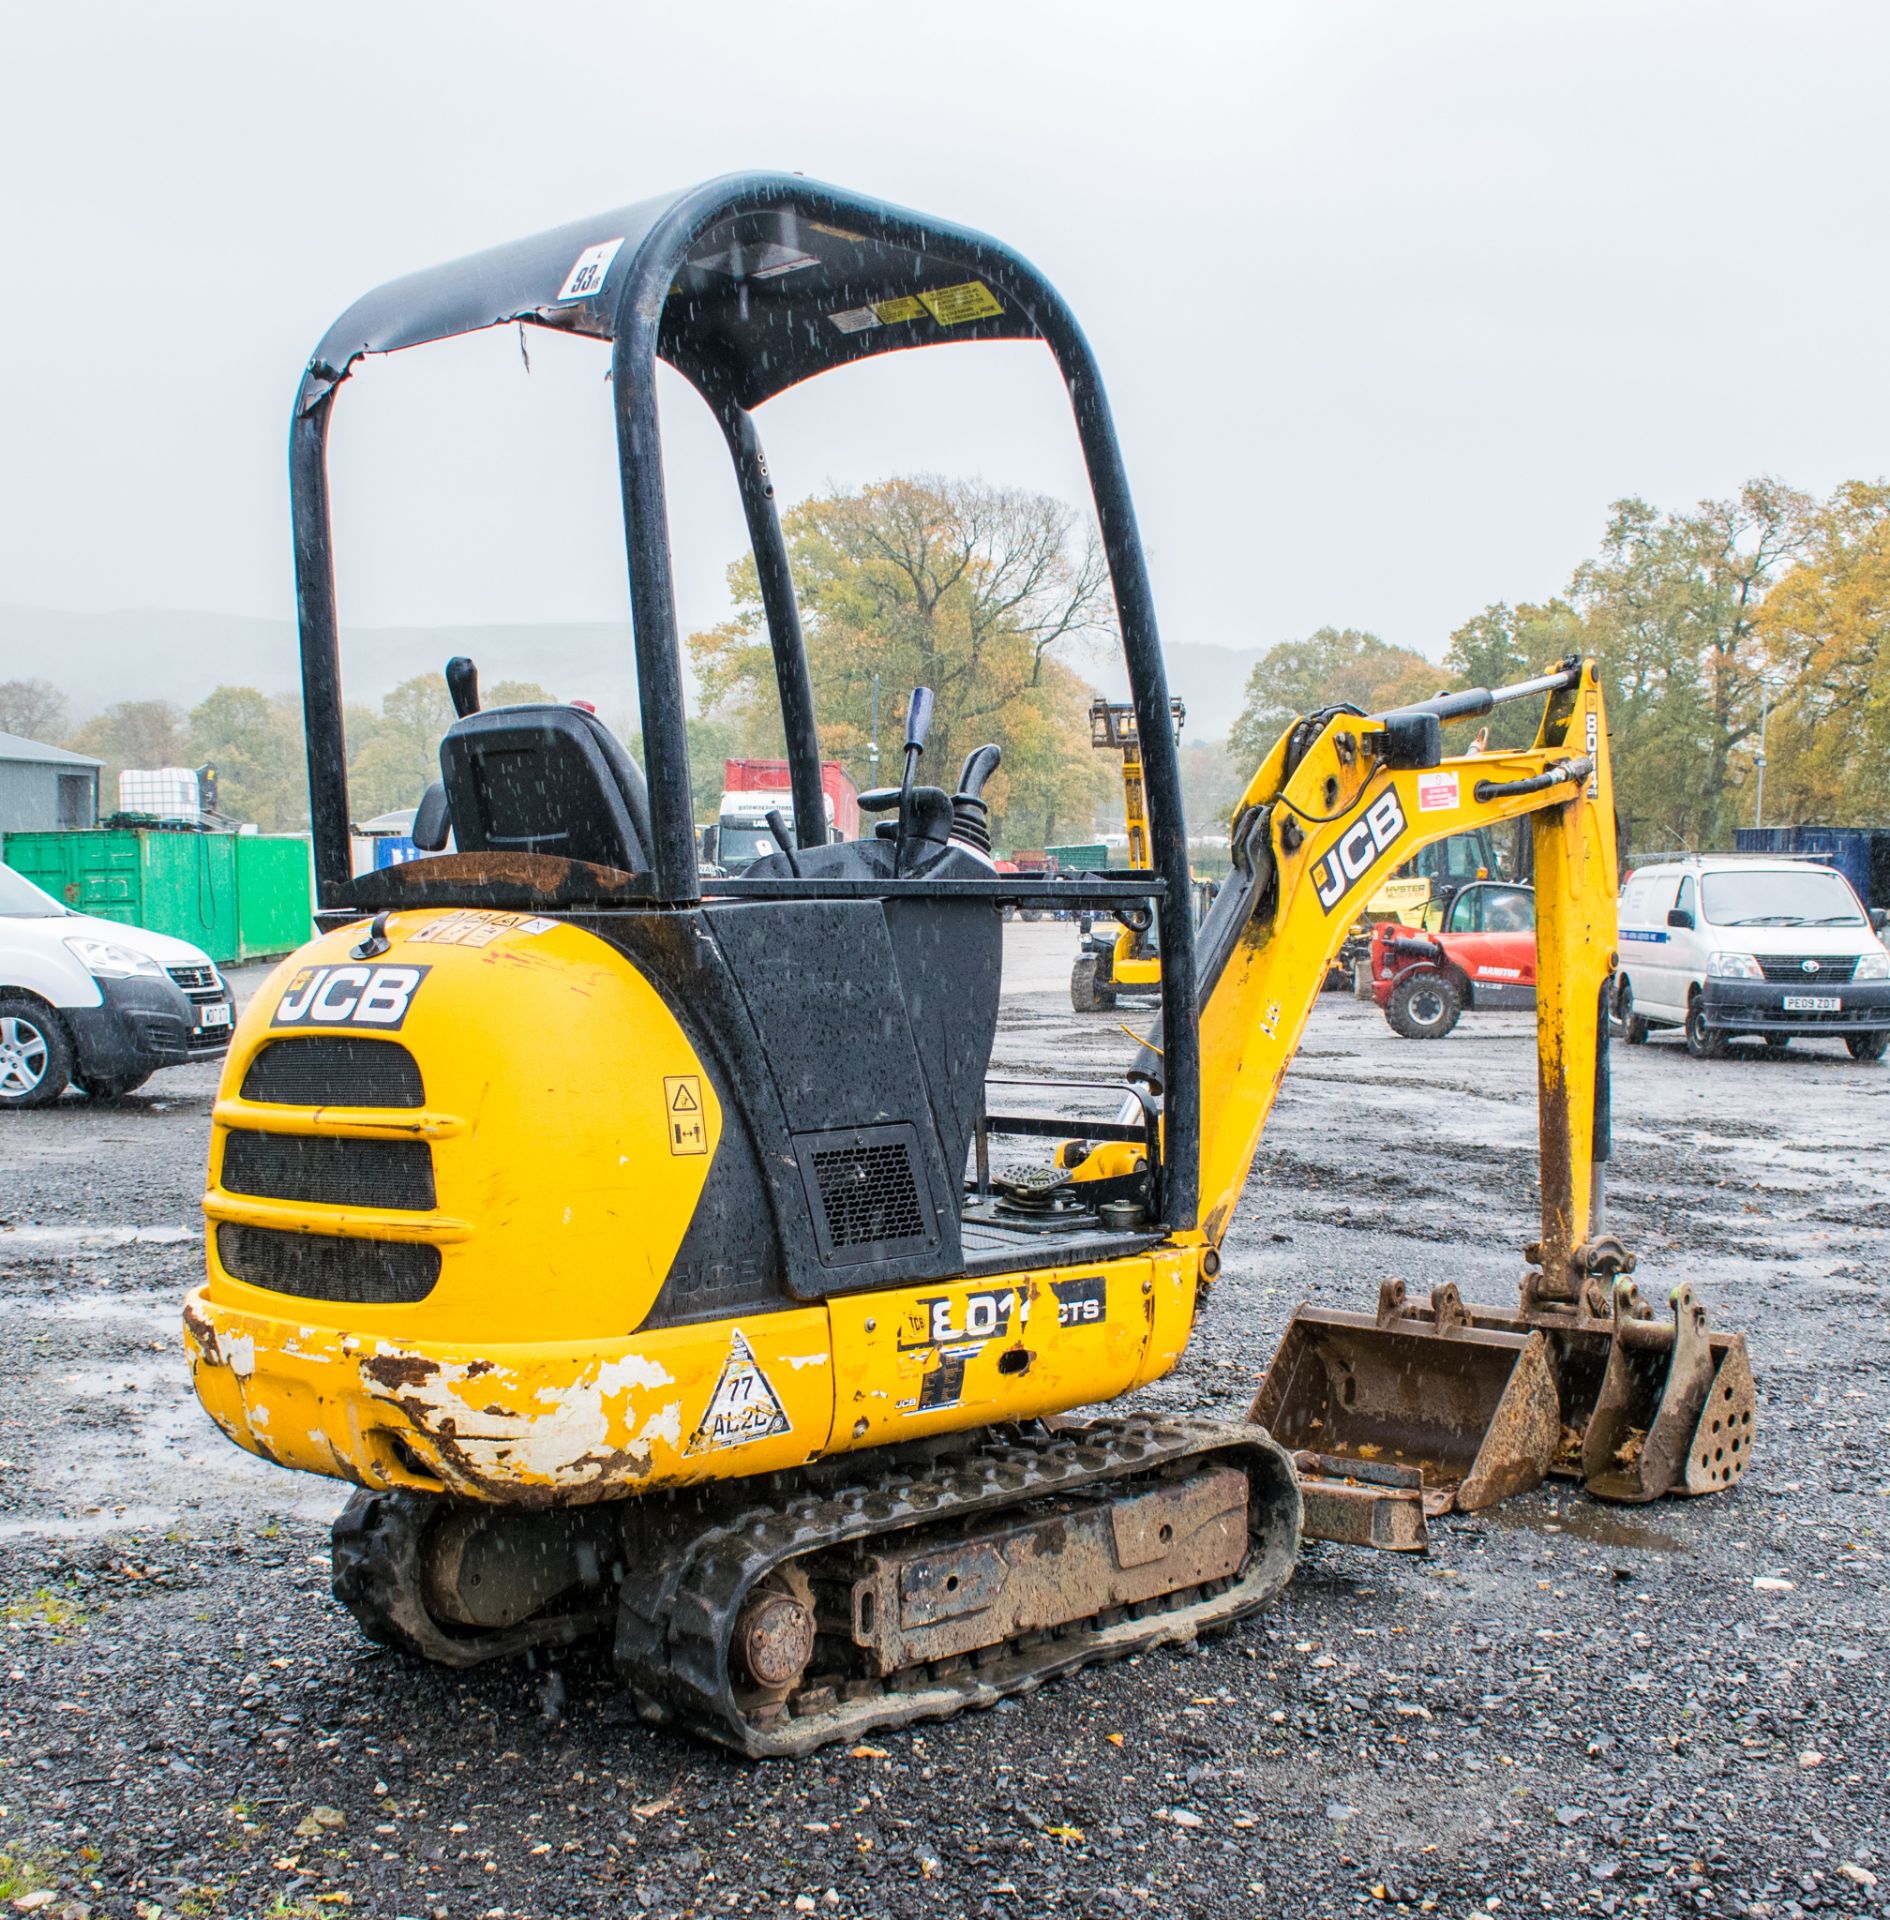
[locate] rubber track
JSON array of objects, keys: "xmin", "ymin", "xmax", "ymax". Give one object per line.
[
  {"xmin": 614, "ymin": 1413, "xmax": 1301, "ymax": 1758},
  {"xmin": 331, "ymin": 1488, "xmax": 615, "ymax": 1668}
]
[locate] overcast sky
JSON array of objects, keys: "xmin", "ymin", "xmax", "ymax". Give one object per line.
[{"xmin": 3, "ymin": 1, "xmax": 1887, "ymax": 679}]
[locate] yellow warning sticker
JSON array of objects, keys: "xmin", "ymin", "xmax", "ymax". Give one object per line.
[
  {"xmin": 664, "ymin": 1075, "xmax": 707, "ymax": 1156},
  {"xmin": 873, "ymin": 294, "xmax": 925, "ymax": 324},
  {"xmin": 917, "ymin": 280, "xmax": 1004, "ymax": 327}
]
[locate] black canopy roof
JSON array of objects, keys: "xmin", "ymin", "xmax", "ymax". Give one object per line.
[{"xmin": 300, "ymin": 172, "xmax": 1050, "ymax": 416}]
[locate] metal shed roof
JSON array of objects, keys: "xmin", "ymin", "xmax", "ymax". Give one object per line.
[{"xmin": 0, "ymin": 730, "xmax": 101, "ymax": 769}]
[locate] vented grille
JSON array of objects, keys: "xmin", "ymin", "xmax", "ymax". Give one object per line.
[
  {"xmin": 216, "ymin": 1222, "xmax": 440, "ymax": 1304},
  {"xmin": 1757, "ymin": 955, "xmax": 1858, "ymax": 983},
  {"xmin": 167, "ymin": 964, "xmax": 218, "ymax": 993},
  {"xmin": 815, "ymin": 1142, "xmax": 926, "ymax": 1246},
  {"xmin": 241, "ymin": 1037, "xmax": 425, "ymax": 1108},
  {"xmin": 220, "ymin": 1130, "xmax": 435, "ymax": 1211},
  {"xmin": 793, "ymin": 1124, "xmax": 937, "ymax": 1267}
]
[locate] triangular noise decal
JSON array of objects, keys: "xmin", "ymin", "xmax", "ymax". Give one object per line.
[{"xmin": 685, "ymin": 1329, "xmax": 792, "ymax": 1454}]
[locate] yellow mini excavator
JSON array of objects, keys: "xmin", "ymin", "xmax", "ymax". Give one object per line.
[{"xmin": 184, "ymin": 175, "xmax": 1752, "ymax": 1756}]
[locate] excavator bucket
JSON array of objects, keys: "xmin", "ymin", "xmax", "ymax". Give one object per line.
[
  {"xmin": 1250, "ymin": 1280, "xmax": 1561, "ymax": 1543},
  {"xmin": 1253, "ymin": 1273, "xmax": 1758, "ymax": 1541}
]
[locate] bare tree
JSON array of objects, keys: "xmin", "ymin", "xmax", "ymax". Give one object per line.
[{"xmin": 0, "ymin": 677, "xmax": 69, "ymax": 742}]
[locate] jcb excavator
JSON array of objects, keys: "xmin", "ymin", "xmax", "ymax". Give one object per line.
[{"xmin": 183, "ymin": 175, "xmax": 1752, "ymax": 1756}]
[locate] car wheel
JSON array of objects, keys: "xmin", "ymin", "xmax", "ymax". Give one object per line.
[
  {"xmin": 1386, "ymin": 970, "xmax": 1463, "ymax": 1039},
  {"xmin": 1070, "ymin": 954, "xmax": 1116, "ymax": 1013},
  {"xmin": 0, "ymin": 997, "xmax": 73, "ymax": 1109},
  {"xmin": 1846, "ymin": 1031, "xmax": 1889, "ymax": 1063},
  {"xmin": 1613, "ymin": 978, "xmax": 1649, "ymax": 1045},
  {"xmin": 1684, "ymin": 997, "xmax": 1728, "ymax": 1060}
]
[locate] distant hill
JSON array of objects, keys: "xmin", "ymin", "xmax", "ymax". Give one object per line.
[{"xmin": 1, "ymin": 604, "xmax": 1263, "ymax": 742}]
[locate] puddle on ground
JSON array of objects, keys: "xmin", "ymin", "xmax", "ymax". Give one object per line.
[
  {"xmin": 0, "ymin": 1224, "xmax": 199, "ymax": 1250},
  {"xmin": 1478, "ymin": 1500, "xmax": 1684, "ymax": 1554}
]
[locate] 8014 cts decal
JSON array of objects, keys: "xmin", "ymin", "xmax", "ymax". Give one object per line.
[{"xmin": 273, "ymin": 964, "xmax": 431, "ymax": 1029}]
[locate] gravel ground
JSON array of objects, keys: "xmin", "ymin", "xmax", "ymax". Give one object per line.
[{"xmin": 2, "ymin": 925, "xmax": 1886, "ymax": 1920}]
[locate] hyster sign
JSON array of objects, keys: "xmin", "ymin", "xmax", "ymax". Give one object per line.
[{"xmin": 1311, "ymin": 792, "xmax": 1408, "ymax": 914}]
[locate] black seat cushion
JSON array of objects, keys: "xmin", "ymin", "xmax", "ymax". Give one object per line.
[{"xmin": 438, "ymin": 705, "xmax": 652, "ymax": 872}]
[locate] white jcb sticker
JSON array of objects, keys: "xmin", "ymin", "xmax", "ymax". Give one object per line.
[
  {"xmin": 272, "ymin": 964, "xmax": 430, "ymax": 1029},
  {"xmin": 1417, "ymin": 770, "xmax": 1460, "ymax": 813},
  {"xmin": 685, "ymin": 1330, "xmax": 791, "ymax": 1454},
  {"xmin": 556, "ymin": 238, "xmax": 624, "ymax": 303},
  {"xmin": 827, "ymin": 305, "xmax": 882, "ymax": 335}
]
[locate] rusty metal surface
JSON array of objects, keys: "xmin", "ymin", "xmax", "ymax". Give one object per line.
[
  {"xmin": 1453, "ymin": 1284, "xmax": 1756, "ymax": 1503},
  {"xmin": 616, "ymin": 1415, "xmax": 1302, "ymax": 1757},
  {"xmin": 1584, "ymin": 1281, "xmax": 1717, "ymax": 1502},
  {"xmin": 1290, "ymin": 1450, "xmax": 1429, "ymax": 1552},
  {"xmin": 845, "ymin": 1465, "xmax": 1249, "ymax": 1673},
  {"xmin": 1248, "ymin": 1291, "xmax": 1559, "ymax": 1514},
  {"xmin": 734, "ymin": 1584, "xmax": 817, "ymax": 1692}
]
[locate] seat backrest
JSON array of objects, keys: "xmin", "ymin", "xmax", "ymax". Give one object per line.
[{"xmin": 438, "ymin": 705, "xmax": 652, "ymax": 873}]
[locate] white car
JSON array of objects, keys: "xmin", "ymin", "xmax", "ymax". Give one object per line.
[
  {"xmin": 1614, "ymin": 855, "xmax": 1890, "ymax": 1061},
  {"xmin": 0, "ymin": 863, "xmax": 236, "ymax": 1107}
]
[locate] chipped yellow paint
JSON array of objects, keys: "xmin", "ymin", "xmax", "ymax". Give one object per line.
[{"xmin": 185, "ymin": 1293, "xmax": 833, "ymax": 1503}]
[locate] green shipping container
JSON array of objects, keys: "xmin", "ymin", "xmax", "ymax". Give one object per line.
[
  {"xmin": 3, "ymin": 829, "xmax": 312, "ymax": 966},
  {"xmin": 1045, "ymin": 842, "xmax": 1111, "ymax": 871},
  {"xmin": 234, "ymin": 834, "xmax": 315, "ymax": 961}
]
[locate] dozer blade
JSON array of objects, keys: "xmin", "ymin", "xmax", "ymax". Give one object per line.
[{"xmin": 1249, "ymin": 1280, "xmax": 1561, "ymax": 1526}]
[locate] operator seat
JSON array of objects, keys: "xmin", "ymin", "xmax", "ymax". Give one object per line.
[{"xmin": 436, "ymin": 705, "xmax": 652, "ymax": 873}]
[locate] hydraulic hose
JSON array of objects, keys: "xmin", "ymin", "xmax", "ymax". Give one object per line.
[{"xmin": 1472, "ymin": 756, "xmax": 1594, "ymax": 803}]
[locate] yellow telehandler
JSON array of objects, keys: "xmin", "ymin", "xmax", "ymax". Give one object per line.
[{"xmin": 183, "ymin": 174, "xmax": 1751, "ymax": 1755}]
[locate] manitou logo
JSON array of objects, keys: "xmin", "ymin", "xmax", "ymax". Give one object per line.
[
  {"xmin": 272, "ymin": 964, "xmax": 431, "ymax": 1029},
  {"xmin": 1311, "ymin": 792, "xmax": 1408, "ymax": 914}
]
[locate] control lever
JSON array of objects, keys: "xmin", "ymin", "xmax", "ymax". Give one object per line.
[
  {"xmin": 895, "ymin": 686, "xmax": 935, "ymax": 875},
  {"xmin": 445, "ymin": 656, "xmax": 481, "ymax": 719},
  {"xmin": 764, "ymin": 808, "xmax": 802, "ymax": 876},
  {"xmin": 950, "ymin": 743, "xmax": 1002, "ymax": 852}
]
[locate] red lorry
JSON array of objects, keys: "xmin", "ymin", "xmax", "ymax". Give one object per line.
[
  {"xmin": 1369, "ymin": 879, "xmax": 1536, "ymax": 1038},
  {"xmin": 710, "ymin": 758, "xmax": 862, "ymax": 870}
]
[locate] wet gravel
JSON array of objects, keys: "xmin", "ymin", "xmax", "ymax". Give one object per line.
[{"xmin": 2, "ymin": 930, "xmax": 1886, "ymax": 1919}]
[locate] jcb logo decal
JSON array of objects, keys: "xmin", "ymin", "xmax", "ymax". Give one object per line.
[
  {"xmin": 272, "ymin": 964, "xmax": 431, "ymax": 1029},
  {"xmin": 1311, "ymin": 792, "xmax": 1407, "ymax": 915}
]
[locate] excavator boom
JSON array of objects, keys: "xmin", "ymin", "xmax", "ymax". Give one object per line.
[{"xmin": 1155, "ymin": 659, "xmax": 1752, "ymax": 1533}]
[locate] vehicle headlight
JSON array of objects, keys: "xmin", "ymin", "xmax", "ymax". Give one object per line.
[
  {"xmin": 64, "ymin": 937, "xmax": 164, "ymax": 979},
  {"xmin": 1707, "ymin": 951, "xmax": 1764, "ymax": 980},
  {"xmin": 1853, "ymin": 949, "xmax": 1890, "ymax": 980}
]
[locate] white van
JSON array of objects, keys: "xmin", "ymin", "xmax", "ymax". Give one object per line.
[
  {"xmin": 0, "ymin": 863, "xmax": 236, "ymax": 1107},
  {"xmin": 1614, "ymin": 856, "xmax": 1890, "ymax": 1061}
]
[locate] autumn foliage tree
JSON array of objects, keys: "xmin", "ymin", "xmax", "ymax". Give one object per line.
[
  {"xmin": 1227, "ymin": 628, "xmax": 1440, "ymax": 772},
  {"xmin": 689, "ymin": 476, "xmax": 1115, "ymax": 850},
  {"xmin": 1755, "ymin": 481, "xmax": 1890, "ymax": 823}
]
